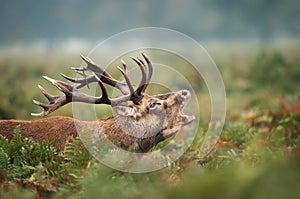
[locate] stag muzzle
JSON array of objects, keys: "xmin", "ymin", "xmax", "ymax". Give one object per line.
[{"xmin": 176, "ymin": 90, "xmax": 195, "ymax": 126}]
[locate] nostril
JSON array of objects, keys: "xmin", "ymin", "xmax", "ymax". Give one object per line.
[{"xmin": 182, "ymin": 90, "xmax": 188, "ymax": 96}]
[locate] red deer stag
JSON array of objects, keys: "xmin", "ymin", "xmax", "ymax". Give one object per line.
[{"xmin": 0, "ymin": 53, "xmax": 195, "ymax": 152}]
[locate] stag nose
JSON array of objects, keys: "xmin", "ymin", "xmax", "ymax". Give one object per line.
[
  {"xmin": 177, "ymin": 89, "xmax": 190, "ymax": 103},
  {"xmin": 181, "ymin": 90, "xmax": 189, "ymax": 96}
]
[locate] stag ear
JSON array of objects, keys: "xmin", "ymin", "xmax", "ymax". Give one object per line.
[
  {"xmin": 113, "ymin": 105, "xmax": 136, "ymax": 117},
  {"xmin": 113, "ymin": 105, "xmax": 142, "ymax": 120}
]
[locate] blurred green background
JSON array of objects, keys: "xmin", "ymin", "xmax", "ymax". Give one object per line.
[{"xmin": 0, "ymin": 0, "xmax": 300, "ymax": 198}]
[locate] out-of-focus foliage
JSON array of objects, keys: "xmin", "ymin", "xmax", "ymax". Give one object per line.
[
  {"xmin": 248, "ymin": 51, "xmax": 300, "ymax": 93},
  {"xmin": 0, "ymin": 63, "xmax": 43, "ymax": 119},
  {"xmin": 0, "ymin": 128, "xmax": 93, "ymax": 198},
  {"xmin": 0, "ymin": 58, "xmax": 76, "ymax": 119}
]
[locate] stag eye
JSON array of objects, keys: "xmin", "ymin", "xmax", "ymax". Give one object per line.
[{"xmin": 149, "ymin": 102, "xmax": 161, "ymax": 109}]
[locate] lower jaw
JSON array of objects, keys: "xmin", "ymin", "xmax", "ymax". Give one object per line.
[{"xmin": 181, "ymin": 115, "xmax": 196, "ymax": 125}]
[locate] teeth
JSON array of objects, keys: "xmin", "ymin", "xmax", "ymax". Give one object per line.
[
  {"xmin": 179, "ymin": 109, "xmax": 184, "ymax": 115},
  {"xmin": 181, "ymin": 115, "xmax": 195, "ymax": 125}
]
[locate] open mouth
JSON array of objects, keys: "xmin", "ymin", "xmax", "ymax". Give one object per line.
[{"xmin": 178, "ymin": 90, "xmax": 196, "ymax": 126}]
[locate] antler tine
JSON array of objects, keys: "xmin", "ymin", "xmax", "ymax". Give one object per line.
[
  {"xmin": 141, "ymin": 52, "xmax": 153, "ymax": 92},
  {"xmin": 62, "ymin": 58, "xmax": 128, "ymax": 94},
  {"xmin": 71, "ymin": 66, "xmax": 87, "ymax": 72},
  {"xmin": 37, "ymin": 84, "xmax": 56, "ymax": 103},
  {"xmin": 43, "ymin": 76, "xmax": 73, "ymax": 97},
  {"xmin": 32, "ymin": 99, "xmax": 48, "ymax": 109},
  {"xmin": 60, "ymin": 72, "xmax": 97, "ymax": 89},
  {"xmin": 62, "ymin": 71, "xmax": 121, "ymax": 89},
  {"xmin": 81, "ymin": 55, "xmax": 111, "ymax": 82},
  {"xmin": 62, "ymin": 67, "xmax": 91, "ymax": 89},
  {"xmin": 93, "ymin": 72, "xmax": 110, "ymax": 104},
  {"xmin": 61, "ymin": 74, "xmax": 97, "ymax": 89},
  {"xmin": 118, "ymin": 60, "xmax": 135, "ymax": 95},
  {"xmin": 60, "ymin": 73, "xmax": 76, "ymax": 83},
  {"xmin": 60, "ymin": 73, "xmax": 88, "ymax": 88},
  {"xmin": 71, "ymin": 68, "xmax": 87, "ymax": 77},
  {"xmin": 31, "ymin": 94, "xmax": 69, "ymax": 117},
  {"xmin": 31, "ymin": 83, "xmax": 67, "ymax": 117},
  {"xmin": 130, "ymin": 56, "xmax": 147, "ymax": 95},
  {"xmin": 80, "ymin": 55, "xmax": 129, "ymax": 94}
]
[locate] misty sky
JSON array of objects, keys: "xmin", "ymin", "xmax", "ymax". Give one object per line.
[{"xmin": 0, "ymin": 0, "xmax": 299, "ymax": 44}]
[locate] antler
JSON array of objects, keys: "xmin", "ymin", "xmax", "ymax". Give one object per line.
[
  {"xmin": 31, "ymin": 52, "xmax": 153, "ymax": 117},
  {"xmin": 132, "ymin": 52, "xmax": 153, "ymax": 95},
  {"xmin": 61, "ymin": 55, "xmax": 130, "ymax": 94}
]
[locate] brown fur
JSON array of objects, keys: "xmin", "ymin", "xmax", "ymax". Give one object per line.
[{"xmin": 0, "ymin": 116, "xmax": 78, "ymax": 151}]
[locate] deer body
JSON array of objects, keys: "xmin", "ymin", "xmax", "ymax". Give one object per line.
[
  {"xmin": 0, "ymin": 53, "xmax": 195, "ymax": 152},
  {"xmin": 0, "ymin": 116, "xmax": 78, "ymax": 150}
]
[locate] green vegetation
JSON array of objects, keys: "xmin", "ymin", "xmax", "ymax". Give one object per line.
[{"xmin": 1, "ymin": 44, "xmax": 300, "ymax": 198}]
